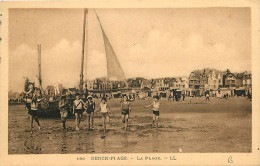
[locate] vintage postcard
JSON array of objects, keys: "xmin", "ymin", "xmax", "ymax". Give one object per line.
[{"xmin": 0, "ymin": 0, "xmax": 259, "ymax": 165}]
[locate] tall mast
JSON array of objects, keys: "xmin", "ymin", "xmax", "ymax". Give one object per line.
[
  {"xmin": 80, "ymin": 9, "xmax": 88, "ymax": 93},
  {"xmin": 36, "ymin": 44, "xmax": 48, "ymax": 110},
  {"xmin": 37, "ymin": 44, "xmax": 46, "ymax": 97}
]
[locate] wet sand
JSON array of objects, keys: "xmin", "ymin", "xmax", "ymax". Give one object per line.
[{"xmin": 8, "ymin": 97, "xmax": 252, "ymax": 154}]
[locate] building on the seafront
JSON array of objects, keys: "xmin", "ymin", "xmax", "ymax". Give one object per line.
[
  {"xmin": 168, "ymin": 77, "xmax": 189, "ymax": 96},
  {"xmin": 242, "ymin": 71, "xmax": 252, "ymax": 97},
  {"xmin": 223, "ymin": 69, "xmax": 238, "ymax": 89},
  {"xmin": 214, "ymin": 69, "xmax": 251, "ymax": 97},
  {"xmin": 242, "ymin": 71, "xmax": 252, "ymax": 89},
  {"xmin": 81, "ymin": 68, "xmax": 252, "ymax": 99},
  {"xmin": 199, "ymin": 69, "xmax": 209, "ymax": 96},
  {"xmin": 188, "ymin": 70, "xmax": 201, "ymax": 96},
  {"xmin": 140, "ymin": 79, "xmax": 152, "ymax": 89},
  {"xmin": 181, "ymin": 76, "xmax": 189, "ymax": 92},
  {"xmin": 207, "ymin": 70, "xmax": 224, "ymax": 97},
  {"xmin": 222, "ymin": 69, "xmax": 242, "ymax": 96},
  {"xmin": 127, "ymin": 77, "xmax": 144, "ymax": 88},
  {"xmin": 87, "ymin": 78, "xmax": 126, "ymax": 91},
  {"xmin": 187, "ymin": 68, "xmax": 252, "ymax": 98},
  {"xmin": 153, "ymin": 78, "xmax": 170, "ymax": 91}
]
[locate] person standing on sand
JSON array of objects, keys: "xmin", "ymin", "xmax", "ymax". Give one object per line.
[
  {"xmin": 189, "ymin": 94, "xmax": 193, "ymax": 104},
  {"xmin": 121, "ymin": 95, "xmax": 131, "ymax": 130},
  {"xmin": 85, "ymin": 96, "xmax": 95, "ymax": 130},
  {"xmin": 59, "ymin": 95, "xmax": 69, "ymax": 130},
  {"xmin": 206, "ymin": 93, "xmax": 210, "ymax": 101},
  {"xmin": 24, "ymin": 84, "xmax": 34, "ymax": 116},
  {"xmin": 73, "ymin": 93, "xmax": 85, "ymax": 131},
  {"xmin": 144, "ymin": 96, "xmax": 160, "ymax": 128},
  {"xmin": 97, "ymin": 97, "xmax": 110, "ymax": 133},
  {"xmin": 29, "ymin": 92, "xmax": 41, "ymax": 134}
]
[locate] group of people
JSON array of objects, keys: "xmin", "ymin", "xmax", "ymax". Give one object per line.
[
  {"xmin": 24, "ymin": 84, "xmax": 161, "ymax": 134},
  {"xmin": 59, "ymin": 93, "xmax": 132, "ymax": 133},
  {"xmin": 69, "ymin": 93, "xmax": 96, "ymax": 131}
]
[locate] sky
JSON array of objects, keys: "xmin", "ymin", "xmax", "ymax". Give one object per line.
[{"xmin": 9, "ymin": 8, "xmax": 251, "ymax": 92}]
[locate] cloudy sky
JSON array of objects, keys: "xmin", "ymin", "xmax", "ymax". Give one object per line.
[{"xmin": 9, "ymin": 8, "xmax": 251, "ymax": 92}]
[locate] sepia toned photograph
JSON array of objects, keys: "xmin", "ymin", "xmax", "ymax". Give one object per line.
[{"xmin": 7, "ymin": 7, "xmax": 254, "ymax": 155}]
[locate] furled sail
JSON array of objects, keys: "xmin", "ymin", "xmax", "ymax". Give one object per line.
[{"xmin": 95, "ymin": 10, "xmax": 127, "ymax": 83}]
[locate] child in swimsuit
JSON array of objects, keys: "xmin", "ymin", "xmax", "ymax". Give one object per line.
[
  {"xmin": 121, "ymin": 95, "xmax": 131, "ymax": 130},
  {"xmin": 24, "ymin": 84, "xmax": 34, "ymax": 116},
  {"xmin": 29, "ymin": 92, "xmax": 41, "ymax": 134},
  {"xmin": 145, "ymin": 96, "xmax": 160, "ymax": 128},
  {"xmin": 85, "ymin": 96, "xmax": 95, "ymax": 130},
  {"xmin": 73, "ymin": 93, "xmax": 85, "ymax": 131},
  {"xmin": 98, "ymin": 97, "xmax": 110, "ymax": 133},
  {"xmin": 59, "ymin": 95, "xmax": 69, "ymax": 130}
]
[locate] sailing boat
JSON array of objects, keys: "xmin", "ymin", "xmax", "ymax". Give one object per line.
[
  {"xmin": 79, "ymin": 9, "xmax": 128, "ymax": 94},
  {"xmin": 33, "ymin": 9, "xmax": 128, "ymax": 113}
]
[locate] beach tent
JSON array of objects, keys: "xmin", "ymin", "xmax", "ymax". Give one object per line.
[{"xmin": 234, "ymin": 88, "xmax": 246, "ymax": 96}]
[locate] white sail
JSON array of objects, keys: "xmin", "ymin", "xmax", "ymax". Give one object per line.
[{"xmin": 95, "ymin": 10, "xmax": 127, "ymax": 83}]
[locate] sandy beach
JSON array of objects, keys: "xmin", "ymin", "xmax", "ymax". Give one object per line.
[{"xmin": 8, "ymin": 97, "xmax": 251, "ymax": 154}]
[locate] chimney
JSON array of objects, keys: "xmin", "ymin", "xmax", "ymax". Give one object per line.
[{"xmin": 227, "ymin": 69, "xmax": 230, "ymax": 73}]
